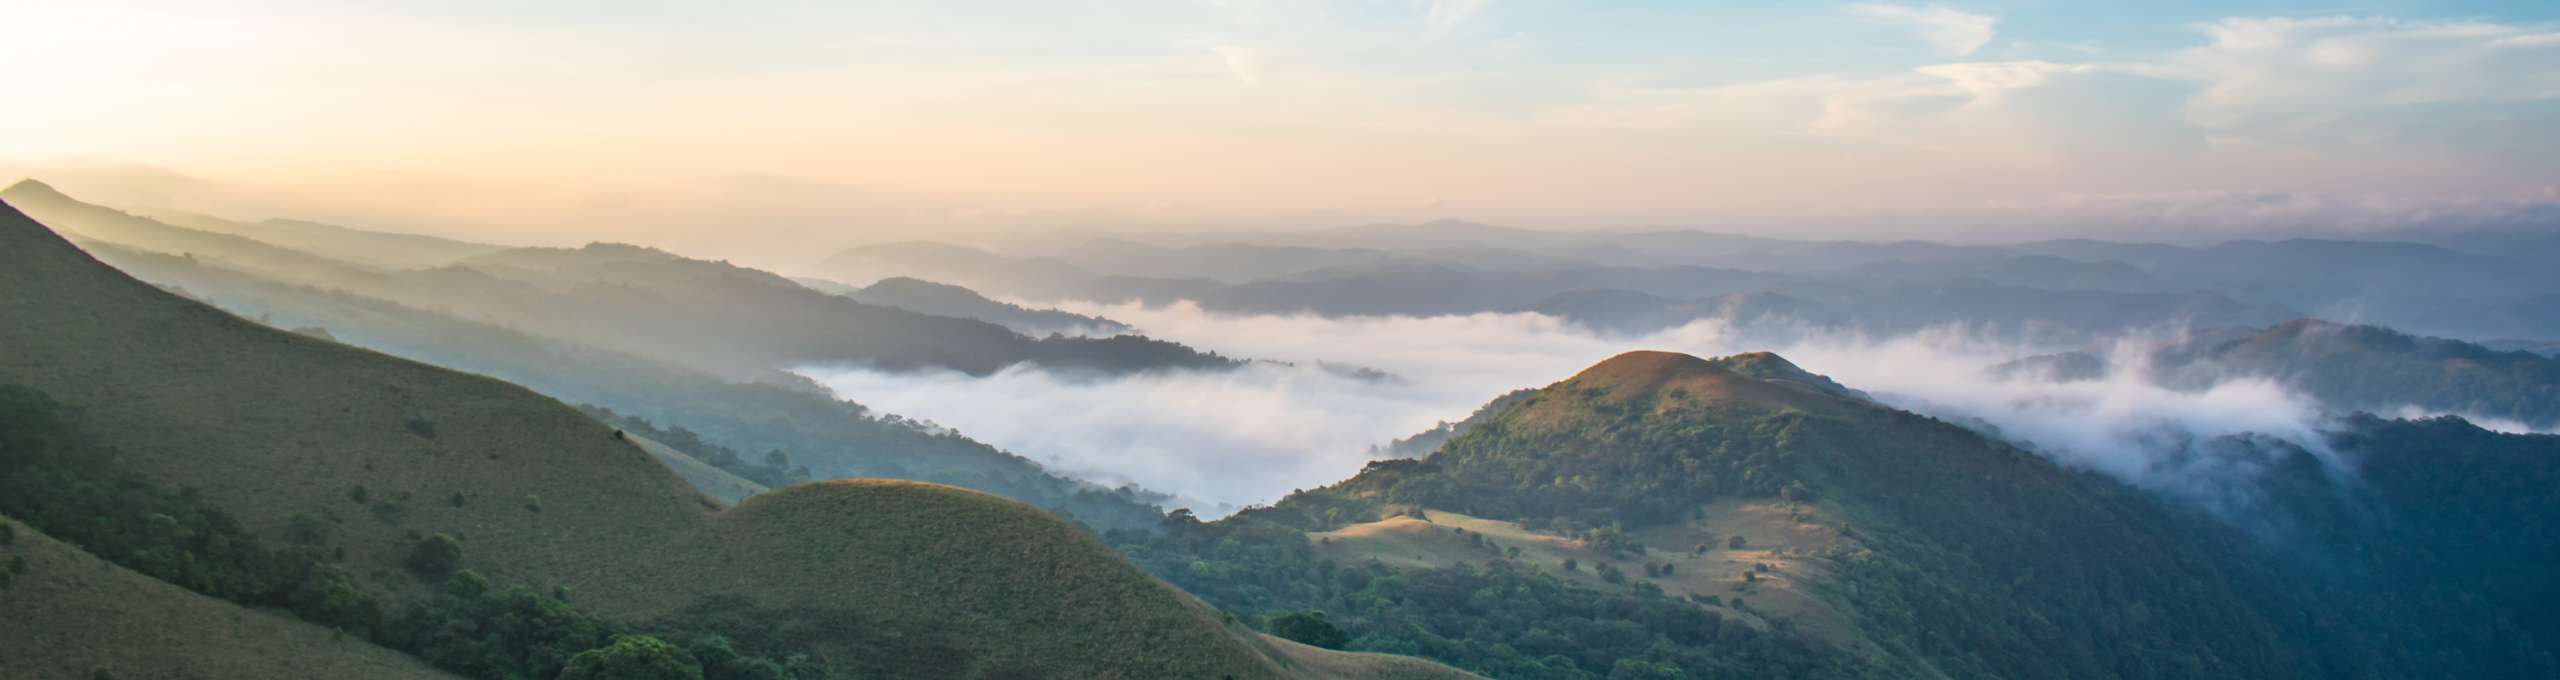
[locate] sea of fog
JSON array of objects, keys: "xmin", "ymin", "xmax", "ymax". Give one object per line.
[{"xmin": 798, "ymin": 302, "xmax": 2359, "ymax": 516}]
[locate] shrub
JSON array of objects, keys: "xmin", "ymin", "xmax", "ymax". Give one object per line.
[
  {"xmin": 1265, "ymin": 610, "xmax": 1351, "ymax": 650},
  {"xmin": 406, "ymin": 533, "xmax": 462, "ymax": 577},
  {"xmin": 558, "ymin": 635, "xmax": 705, "ymax": 680},
  {"xmin": 284, "ymin": 513, "xmax": 329, "ymax": 545},
  {"xmin": 404, "ymin": 416, "xmax": 437, "ymax": 439}
]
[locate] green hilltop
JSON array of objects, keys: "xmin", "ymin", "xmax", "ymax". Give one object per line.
[{"xmin": 1116, "ymin": 348, "xmax": 2560, "ymax": 679}]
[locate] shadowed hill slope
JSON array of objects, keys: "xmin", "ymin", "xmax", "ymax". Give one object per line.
[
  {"xmin": 0, "ymin": 199, "xmax": 1473, "ymax": 679},
  {"xmin": 65, "ymin": 240, "xmax": 1173, "ymax": 530},
  {"xmin": 0, "ymin": 514, "xmax": 462, "ymax": 680}
]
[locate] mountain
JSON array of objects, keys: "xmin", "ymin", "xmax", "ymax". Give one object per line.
[
  {"xmin": 2001, "ymin": 320, "xmax": 2560, "ymax": 431},
  {"xmin": 1529, "ymin": 283, "xmax": 2295, "ymax": 341},
  {"xmin": 0, "ymin": 198, "xmax": 1472, "ymax": 678},
  {"xmin": 2011, "ymin": 238, "xmax": 2560, "ymax": 338},
  {"xmin": 2482, "ymin": 338, "xmax": 2560, "ymax": 357},
  {"xmin": 65, "ymin": 239, "xmax": 1175, "ymax": 531},
  {"xmin": 816, "ymin": 241, "xmax": 1096, "ymax": 294},
  {"xmin": 151, "ymin": 209, "xmax": 509, "ymax": 270},
  {"xmin": 843, "ymin": 276, "xmax": 1132, "ymax": 337},
  {"xmin": 1529, "ymin": 290, "xmax": 1843, "ymax": 336},
  {"xmin": 0, "ymin": 512, "xmax": 461, "ymax": 679},
  {"xmin": 7, "ymin": 181, "xmax": 1237, "ymax": 378},
  {"xmin": 2157, "ymin": 320, "xmax": 2560, "ymax": 428},
  {"xmin": 1, "ymin": 179, "xmax": 386, "ymax": 283},
  {"xmin": 1115, "ymin": 350, "xmax": 2560, "ymax": 678}
]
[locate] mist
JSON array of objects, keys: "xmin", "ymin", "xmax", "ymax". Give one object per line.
[{"xmin": 799, "ymin": 303, "xmax": 2359, "ymax": 516}]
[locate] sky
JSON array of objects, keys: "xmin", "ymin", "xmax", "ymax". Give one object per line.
[{"xmin": 4, "ymin": 1, "xmax": 2558, "ymax": 263}]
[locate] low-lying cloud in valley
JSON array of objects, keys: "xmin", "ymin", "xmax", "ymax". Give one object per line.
[{"xmin": 800, "ymin": 303, "xmax": 2364, "ymax": 516}]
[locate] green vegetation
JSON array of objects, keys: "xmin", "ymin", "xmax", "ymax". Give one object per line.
[
  {"xmin": 0, "ymin": 382, "xmax": 831, "ymax": 678},
  {"xmin": 406, "ymin": 533, "xmax": 462, "ymax": 577},
  {"xmin": 558, "ymin": 635, "xmax": 704, "ymax": 680},
  {"xmin": 0, "ymin": 201, "xmax": 1473, "ymax": 679},
  {"xmin": 1265, "ymin": 610, "xmax": 1350, "ymax": 650},
  {"xmin": 1113, "ymin": 515, "xmax": 1857, "ymax": 679},
  {"xmin": 1116, "ymin": 350, "xmax": 2560, "ymax": 679},
  {"xmin": 585, "ymin": 406, "xmax": 810, "ymax": 489},
  {"xmin": 67, "ymin": 239, "xmax": 1170, "ymax": 531}
]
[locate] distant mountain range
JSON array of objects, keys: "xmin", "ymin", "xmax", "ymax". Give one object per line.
[
  {"xmin": 3, "ymin": 180, "xmax": 1236, "ymax": 378},
  {"xmin": 816, "ymin": 276, "xmax": 1133, "ymax": 337},
  {"xmin": 1996, "ymin": 319, "xmax": 2560, "ymax": 431},
  {"xmin": 0, "ymin": 179, "xmax": 1230, "ymax": 530},
  {"xmin": 819, "ymin": 219, "xmax": 2560, "ymax": 342}
]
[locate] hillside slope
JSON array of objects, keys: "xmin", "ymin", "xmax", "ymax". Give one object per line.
[
  {"xmin": 4, "ymin": 180, "xmax": 1237, "ymax": 378},
  {"xmin": 0, "ymin": 199, "xmax": 1472, "ymax": 679},
  {"xmin": 0, "ymin": 514, "xmax": 461, "ymax": 680},
  {"xmin": 64, "ymin": 228, "xmax": 1175, "ymax": 531},
  {"xmin": 1139, "ymin": 350, "xmax": 2535, "ymax": 679},
  {"xmin": 151, "ymin": 209, "xmax": 509, "ymax": 270}
]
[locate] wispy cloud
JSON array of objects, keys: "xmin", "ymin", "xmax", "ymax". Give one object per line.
[
  {"xmin": 2167, "ymin": 17, "xmax": 2560, "ymax": 139},
  {"xmin": 1425, "ymin": 0, "xmax": 1489, "ymax": 34},
  {"xmin": 798, "ymin": 305, "xmax": 2355, "ymax": 520},
  {"xmin": 1848, "ymin": 2, "xmax": 1999, "ymax": 56},
  {"xmin": 1214, "ymin": 43, "xmax": 1264, "ymax": 86}
]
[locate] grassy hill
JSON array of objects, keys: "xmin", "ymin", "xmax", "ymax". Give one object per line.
[
  {"xmin": 1113, "ymin": 349, "xmax": 2560, "ymax": 679},
  {"xmin": 0, "ymin": 514, "xmax": 462, "ymax": 680},
  {"xmin": 623, "ymin": 433, "xmax": 770, "ymax": 507},
  {"xmin": 61, "ymin": 228, "xmax": 1176, "ymax": 531},
  {"xmin": 0, "ymin": 198, "xmax": 1472, "ymax": 679}
]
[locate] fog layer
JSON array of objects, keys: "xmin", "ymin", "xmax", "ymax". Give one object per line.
[{"xmin": 800, "ymin": 303, "xmax": 2351, "ymax": 514}]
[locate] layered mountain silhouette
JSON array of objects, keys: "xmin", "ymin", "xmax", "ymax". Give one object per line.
[
  {"xmin": 2, "ymin": 180, "xmax": 1236, "ymax": 378},
  {"xmin": 1997, "ymin": 319, "xmax": 2560, "ymax": 431},
  {"xmin": 0, "ymin": 198, "xmax": 1473, "ymax": 678}
]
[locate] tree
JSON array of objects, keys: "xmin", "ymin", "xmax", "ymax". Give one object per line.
[
  {"xmin": 558, "ymin": 635, "xmax": 704, "ymax": 680},
  {"xmin": 406, "ymin": 533, "xmax": 463, "ymax": 578},
  {"xmin": 1266, "ymin": 610, "xmax": 1351, "ymax": 650},
  {"xmin": 1609, "ymin": 658, "xmax": 1689, "ymax": 680}
]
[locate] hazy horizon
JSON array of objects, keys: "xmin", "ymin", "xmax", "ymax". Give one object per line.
[{"xmin": 8, "ymin": 1, "xmax": 2560, "ymax": 267}]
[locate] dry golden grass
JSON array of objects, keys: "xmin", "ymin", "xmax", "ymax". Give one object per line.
[{"xmin": 1312, "ymin": 501, "xmax": 1879, "ymax": 654}]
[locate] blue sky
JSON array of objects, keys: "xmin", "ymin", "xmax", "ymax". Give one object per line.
[{"xmin": 2, "ymin": 1, "xmax": 2556, "ymax": 259}]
